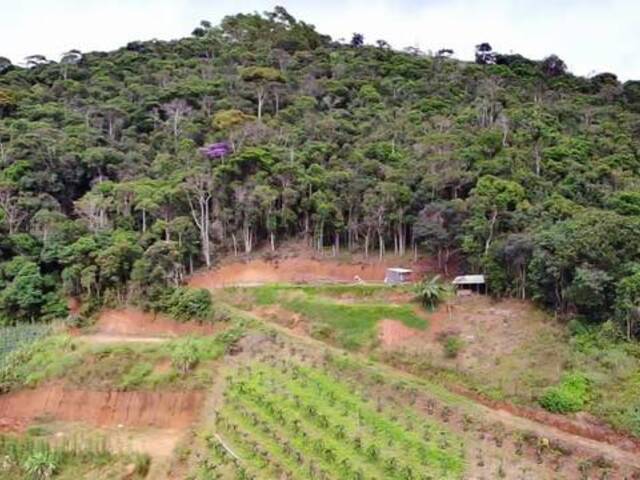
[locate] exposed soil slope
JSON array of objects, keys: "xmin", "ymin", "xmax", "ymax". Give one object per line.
[
  {"xmin": 189, "ymin": 256, "xmax": 425, "ymax": 288},
  {"xmin": 93, "ymin": 308, "xmax": 217, "ymax": 336},
  {"xmin": 0, "ymin": 385, "xmax": 204, "ymax": 432}
]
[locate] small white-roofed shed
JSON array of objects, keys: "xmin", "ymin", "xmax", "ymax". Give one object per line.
[
  {"xmin": 384, "ymin": 268, "xmax": 413, "ymax": 284},
  {"xmin": 452, "ymin": 274, "xmax": 486, "ymax": 293}
]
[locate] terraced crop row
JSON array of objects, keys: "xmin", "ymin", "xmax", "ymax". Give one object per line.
[
  {"xmin": 203, "ymin": 359, "xmax": 464, "ymax": 480},
  {"xmin": 0, "ymin": 323, "xmax": 52, "ymax": 369}
]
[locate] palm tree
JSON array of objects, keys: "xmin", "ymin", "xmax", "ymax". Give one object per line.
[{"xmin": 415, "ymin": 275, "xmax": 447, "ymax": 309}]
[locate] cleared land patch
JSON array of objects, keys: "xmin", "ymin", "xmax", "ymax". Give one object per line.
[
  {"xmin": 188, "ymin": 256, "xmax": 424, "ymax": 288},
  {"xmin": 222, "ymin": 284, "xmax": 426, "ymax": 349}
]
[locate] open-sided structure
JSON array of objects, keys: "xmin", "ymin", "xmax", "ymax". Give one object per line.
[
  {"xmin": 384, "ymin": 268, "xmax": 413, "ymax": 284},
  {"xmin": 452, "ymin": 274, "xmax": 486, "ymax": 293}
]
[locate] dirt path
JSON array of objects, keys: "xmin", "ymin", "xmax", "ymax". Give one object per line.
[
  {"xmin": 239, "ymin": 307, "xmax": 640, "ymax": 472},
  {"xmin": 188, "ymin": 257, "xmax": 424, "ymax": 289},
  {"xmin": 75, "ymin": 333, "xmax": 169, "ymax": 344}
]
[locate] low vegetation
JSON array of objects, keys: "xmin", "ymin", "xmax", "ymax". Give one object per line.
[
  {"xmin": 198, "ymin": 360, "xmax": 464, "ymax": 479},
  {"xmin": 224, "ymin": 284, "xmax": 426, "ymax": 349},
  {"xmin": 0, "ymin": 326, "xmax": 244, "ymax": 392},
  {"xmin": 0, "ymin": 323, "xmax": 55, "ymax": 370},
  {"xmin": 157, "ymin": 287, "xmax": 216, "ymax": 323},
  {"xmin": 0, "ymin": 434, "xmax": 149, "ymax": 480},
  {"xmin": 415, "ymin": 276, "xmax": 450, "ymax": 310},
  {"xmin": 539, "ymin": 373, "xmax": 590, "ymax": 414}
]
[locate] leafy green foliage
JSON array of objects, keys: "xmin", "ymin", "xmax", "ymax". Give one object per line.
[
  {"xmin": 22, "ymin": 450, "xmax": 59, "ymax": 480},
  {"xmin": 539, "ymin": 373, "xmax": 590, "ymax": 414},
  {"xmin": 0, "ymin": 7, "xmax": 639, "ymax": 340},
  {"xmin": 415, "ymin": 275, "xmax": 448, "ymax": 309},
  {"xmin": 171, "ymin": 338, "xmax": 199, "ymax": 374},
  {"xmin": 160, "ymin": 287, "xmax": 213, "ymax": 322},
  {"xmin": 0, "ymin": 433, "xmax": 148, "ymax": 479},
  {"xmin": 442, "ymin": 335, "xmax": 464, "ymax": 359}
]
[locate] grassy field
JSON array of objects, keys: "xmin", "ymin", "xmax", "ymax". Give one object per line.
[
  {"xmin": 0, "ymin": 327, "xmax": 244, "ymax": 392},
  {"xmin": 221, "ymin": 284, "xmax": 426, "ymax": 350},
  {"xmin": 198, "ymin": 359, "xmax": 464, "ymax": 480}
]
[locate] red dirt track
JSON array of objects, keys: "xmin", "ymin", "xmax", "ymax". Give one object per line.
[
  {"xmin": 94, "ymin": 308, "xmax": 217, "ymax": 336},
  {"xmin": 189, "ymin": 257, "xmax": 424, "ymax": 288},
  {"xmin": 0, "ymin": 385, "xmax": 204, "ymax": 432}
]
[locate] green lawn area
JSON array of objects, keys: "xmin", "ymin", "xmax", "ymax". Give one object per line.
[{"xmin": 224, "ymin": 284, "xmax": 426, "ymax": 350}]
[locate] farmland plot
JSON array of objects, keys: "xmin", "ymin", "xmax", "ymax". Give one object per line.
[
  {"xmin": 200, "ymin": 359, "xmax": 464, "ymax": 480},
  {"xmin": 0, "ymin": 323, "xmax": 52, "ymax": 369}
]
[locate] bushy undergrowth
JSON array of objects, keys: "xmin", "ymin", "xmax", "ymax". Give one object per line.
[
  {"xmin": 0, "ymin": 335, "xmax": 78, "ymax": 393},
  {"xmin": 442, "ymin": 335, "xmax": 465, "ymax": 359},
  {"xmin": 159, "ymin": 287, "xmax": 214, "ymax": 322},
  {"xmin": 539, "ymin": 373, "xmax": 590, "ymax": 413}
]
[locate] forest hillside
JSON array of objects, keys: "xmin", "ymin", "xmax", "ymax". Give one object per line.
[{"xmin": 1, "ymin": 7, "xmax": 640, "ymax": 339}]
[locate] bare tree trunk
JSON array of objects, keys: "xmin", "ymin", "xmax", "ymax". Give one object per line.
[
  {"xmin": 534, "ymin": 140, "xmax": 542, "ymax": 176},
  {"xmin": 257, "ymin": 86, "xmax": 265, "ymax": 121},
  {"xmin": 378, "ymin": 231, "xmax": 385, "ymax": 261},
  {"xmin": 364, "ymin": 230, "xmax": 370, "ymax": 258},
  {"xmin": 484, "ymin": 208, "xmax": 498, "ymax": 255},
  {"xmin": 186, "ymin": 190, "xmax": 212, "ymax": 268},
  {"xmin": 242, "ymin": 219, "xmax": 252, "ymax": 254},
  {"xmin": 231, "ymin": 233, "xmax": 238, "ymax": 256}
]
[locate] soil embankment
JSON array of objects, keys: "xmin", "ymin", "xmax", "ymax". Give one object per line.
[
  {"xmin": 0, "ymin": 385, "xmax": 204, "ymax": 432},
  {"xmin": 93, "ymin": 308, "xmax": 217, "ymax": 336},
  {"xmin": 189, "ymin": 257, "xmax": 428, "ymax": 288}
]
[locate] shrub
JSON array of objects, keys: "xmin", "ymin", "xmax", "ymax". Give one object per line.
[
  {"xmin": 415, "ymin": 276, "xmax": 448, "ymax": 309},
  {"xmin": 171, "ymin": 339, "xmax": 199, "ymax": 375},
  {"xmin": 162, "ymin": 287, "xmax": 213, "ymax": 322},
  {"xmin": 442, "ymin": 335, "xmax": 464, "ymax": 359},
  {"xmin": 133, "ymin": 453, "xmax": 151, "ymax": 476},
  {"xmin": 23, "ymin": 450, "xmax": 59, "ymax": 480},
  {"xmin": 628, "ymin": 403, "xmax": 640, "ymax": 436},
  {"xmin": 539, "ymin": 373, "xmax": 590, "ymax": 414}
]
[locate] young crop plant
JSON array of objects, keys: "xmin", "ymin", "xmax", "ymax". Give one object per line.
[{"xmin": 212, "ymin": 359, "xmax": 465, "ymax": 479}]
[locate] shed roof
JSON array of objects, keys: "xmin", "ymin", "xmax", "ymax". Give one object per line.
[
  {"xmin": 452, "ymin": 274, "xmax": 485, "ymax": 285},
  {"xmin": 386, "ymin": 268, "xmax": 413, "ymax": 273}
]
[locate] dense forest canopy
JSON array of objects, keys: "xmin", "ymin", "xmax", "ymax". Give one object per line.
[{"xmin": 1, "ymin": 8, "xmax": 640, "ymax": 338}]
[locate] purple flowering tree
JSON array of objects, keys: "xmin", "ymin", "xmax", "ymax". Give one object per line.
[{"xmin": 199, "ymin": 142, "xmax": 231, "ymax": 159}]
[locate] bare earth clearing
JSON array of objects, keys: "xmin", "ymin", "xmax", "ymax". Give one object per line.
[
  {"xmin": 90, "ymin": 308, "xmax": 219, "ymax": 337},
  {"xmin": 188, "ymin": 255, "xmax": 427, "ymax": 288},
  {"xmin": 0, "ymin": 385, "xmax": 203, "ymax": 431}
]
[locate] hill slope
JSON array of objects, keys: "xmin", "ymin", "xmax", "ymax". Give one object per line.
[{"xmin": 1, "ymin": 7, "xmax": 640, "ymax": 339}]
